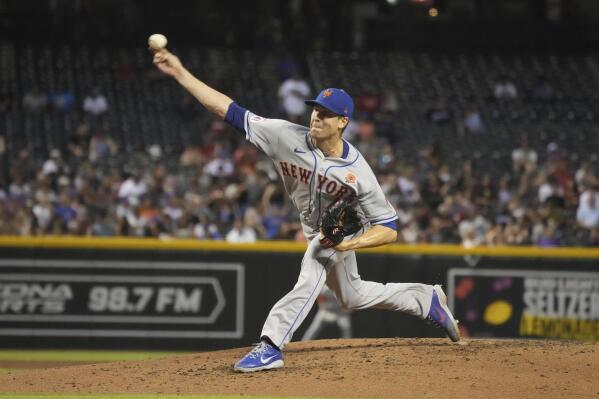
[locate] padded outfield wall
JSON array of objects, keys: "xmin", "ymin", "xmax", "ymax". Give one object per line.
[{"xmin": 0, "ymin": 237, "xmax": 597, "ymax": 350}]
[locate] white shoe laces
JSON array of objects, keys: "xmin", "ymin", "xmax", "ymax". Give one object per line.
[{"xmin": 248, "ymin": 342, "xmax": 269, "ymax": 359}]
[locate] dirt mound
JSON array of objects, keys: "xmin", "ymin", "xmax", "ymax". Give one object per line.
[{"xmin": 0, "ymin": 338, "xmax": 597, "ymax": 398}]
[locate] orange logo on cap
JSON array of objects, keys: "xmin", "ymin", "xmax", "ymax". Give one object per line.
[
  {"xmin": 345, "ymin": 173, "xmax": 357, "ymax": 184},
  {"xmin": 323, "ymin": 89, "xmax": 333, "ymax": 97}
]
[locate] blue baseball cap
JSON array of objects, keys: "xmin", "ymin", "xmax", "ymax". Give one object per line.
[{"xmin": 305, "ymin": 88, "xmax": 354, "ymax": 119}]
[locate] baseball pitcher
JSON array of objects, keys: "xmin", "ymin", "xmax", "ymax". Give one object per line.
[{"xmin": 152, "ymin": 48, "xmax": 460, "ymax": 373}]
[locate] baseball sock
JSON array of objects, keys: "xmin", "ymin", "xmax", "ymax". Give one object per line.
[{"xmin": 260, "ymin": 335, "xmax": 281, "ymax": 352}]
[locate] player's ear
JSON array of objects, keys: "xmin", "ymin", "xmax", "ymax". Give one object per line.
[{"xmin": 338, "ymin": 117, "xmax": 349, "ymax": 131}]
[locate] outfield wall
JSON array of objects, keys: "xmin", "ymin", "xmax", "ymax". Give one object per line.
[{"xmin": 0, "ymin": 237, "xmax": 597, "ymax": 349}]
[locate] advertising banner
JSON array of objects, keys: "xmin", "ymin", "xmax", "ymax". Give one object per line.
[
  {"xmin": 448, "ymin": 268, "xmax": 599, "ymax": 340},
  {"xmin": 0, "ymin": 259, "xmax": 244, "ymax": 339}
]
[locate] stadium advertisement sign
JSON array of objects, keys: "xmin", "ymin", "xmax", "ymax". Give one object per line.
[
  {"xmin": 0, "ymin": 259, "xmax": 244, "ymax": 339},
  {"xmin": 448, "ymin": 269, "xmax": 599, "ymax": 340}
]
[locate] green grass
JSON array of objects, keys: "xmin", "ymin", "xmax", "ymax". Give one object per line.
[
  {"xmin": 0, "ymin": 368, "xmax": 16, "ymax": 373},
  {"xmin": 0, "ymin": 350, "xmax": 187, "ymax": 362}
]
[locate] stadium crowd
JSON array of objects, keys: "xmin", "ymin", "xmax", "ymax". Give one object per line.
[{"xmin": 0, "ymin": 63, "xmax": 598, "ymax": 247}]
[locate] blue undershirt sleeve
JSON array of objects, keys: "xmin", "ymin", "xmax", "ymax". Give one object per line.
[
  {"xmin": 224, "ymin": 102, "xmax": 248, "ymax": 132},
  {"xmin": 378, "ymin": 219, "xmax": 398, "ymax": 231}
]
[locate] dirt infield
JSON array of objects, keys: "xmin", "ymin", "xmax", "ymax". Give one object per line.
[{"xmin": 0, "ymin": 338, "xmax": 597, "ymax": 398}]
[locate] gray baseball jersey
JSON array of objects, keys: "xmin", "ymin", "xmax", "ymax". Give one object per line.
[
  {"xmin": 226, "ymin": 102, "xmax": 433, "ymax": 351},
  {"xmin": 242, "ymin": 111, "xmax": 398, "ymax": 239}
]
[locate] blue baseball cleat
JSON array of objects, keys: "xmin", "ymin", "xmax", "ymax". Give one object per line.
[
  {"xmin": 427, "ymin": 285, "xmax": 461, "ymax": 342},
  {"xmin": 234, "ymin": 341, "xmax": 284, "ymax": 372}
]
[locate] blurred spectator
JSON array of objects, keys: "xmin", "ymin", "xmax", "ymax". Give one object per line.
[
  {"xmin": 118, "ymin": 171, "xmax": 146, "ymax": 206},
  {"xmin": 66, "ymin": 123, "xmax": 91, "ymax": 161},
  {"xmin": 89, "ymin": 130, "xmax": 117, "ymax": 163},
  {"xmin": 575, "ymin": 161, "xmax": 597, "ymax": 192},
  {"xmin": 22, "ymin": 87, "xmax": 48, "ymax": 111},
  {"xmin": 493, "ymin": 76, "xmax": 518, "ymax": 100},
  {"xmin": 356, "ymin": 86, "xmax": 381, "ymax": 118},
  {"xmin": 536, "ymin": 219, "xmax": 560, "ymax": 247},
  {"xmin": 380, "ymin": 89, "xmax": 399, "ymax": 115},
  {"xmin": 180, "ymin": 144, "xmax": 205, "ymax": 167},
  {"xmin": 397, "ymin": 167, "xmax": 420, "ymax": 205},
  {"xmin": 48, "ymin": 89, "xmax": 75, "ymax": 112},
  {"xmin": 32, "ymin": 193, "xmax": 53, "ymax": 235},
  {"xmin": 83, "ymin": 88, "xmax": 109, "ymax": 115},
  {"xmin": 577, "ymin": 189, "xmax": 599, "ymax": 229},
  {"xmin": 278, "ymin": 72, "xmax": 311, "ymax": 123},
  {"xmin": 41, "ymin": 149, "xmax": 68, "ymax": 177},
  {"xmin": 512, "ymin": 137, "xmax": 537, "ymax": 173},
  {"xmin": 226, "ymin": 219, "xmax": 257, "ymax": 243},
  {"xmin": 204, "ymin": 145, "xmax": 234, "ymax": 178},
  {"xmin": 463, "ymin": 108, "xmax": 486, "ymax": 134}
]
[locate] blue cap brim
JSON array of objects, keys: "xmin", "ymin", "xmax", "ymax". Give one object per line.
[{"xmin": 305, "ymin": 100, "xmax": 345, "ymax": 117}]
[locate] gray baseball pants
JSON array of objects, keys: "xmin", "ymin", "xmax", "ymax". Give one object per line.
[{"xmin": 261, "ymin": 235, "xmax": 434, "ymax": 349}]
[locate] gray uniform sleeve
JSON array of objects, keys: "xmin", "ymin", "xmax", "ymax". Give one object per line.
[
  {"xmin": 357, "ymin": 166, "xmax": 398, "ymax": 226},
  {"xmin": 243, "ymin": 112, "xmax": 290, "ymax": 158}
]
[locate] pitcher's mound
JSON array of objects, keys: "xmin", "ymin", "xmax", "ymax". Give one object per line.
[{"xmin": 1, "ymin": 338, "xmax": 597, "ymax": 398}]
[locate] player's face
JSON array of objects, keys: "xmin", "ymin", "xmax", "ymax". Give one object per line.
[{"xmin": 309, "ymin": 106, "xmax": 348, "ymax": 141}]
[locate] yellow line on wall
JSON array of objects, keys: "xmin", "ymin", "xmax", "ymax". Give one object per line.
[{"xmin": 0, "ymin": 236, "xmax": 597, "ymax": 259}]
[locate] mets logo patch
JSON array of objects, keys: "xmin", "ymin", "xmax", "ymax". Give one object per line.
[
  {"xmin": 323, "ymin": 89, "xmax": 333, "ymax": 97},
  {"xmin": 345, "ymin": 172, "xmax": 357, "ymax": 184}
]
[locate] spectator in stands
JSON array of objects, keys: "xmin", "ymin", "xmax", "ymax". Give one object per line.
[
  {"xmin": 493, "ymin": 75, "xmax": 518, "ymax": 100},
  {"xmin": 54, "ymin": 192, "xmax": 78, "ymax": 234},
  {"xmin": 536, "ymin": 219, "xmax": 560, "ymax": 247},
  {"xmin": 67, "ymin": 123, "xmax": 90, "ymax": 166},
  {"xmin": 277, "ymin": 72, "xmax": 311, "ymax": 123},
  {"xmin": 575, "ymin": 160, "xmax": 596, "ymax": 192},
  {"xmin": 577, "ymin": 188, "xmax": 599, "ymax": 229},
  {"xmin": 356, "ymin": 85, "xmax": 381, "ymax": 118},
  {"xmin": 89, "ymin": 130, "xmax": 118, "ymax": 163},
  {"xmin": 462, "ymin": 108, "xmax": 486, "ymax": 134},
  {"xmin": 90, "ymin": 208, "xmax": 117, "ymax": 236},
  {"xmin": 226, "ymin": 218, "xmax": 257, "ymax": 243},
  {"xmin": 32, "ymin": 192, "xmax": 53, "ymax": 235},
  {"xmin": 22, "ymin": 87, "xmax": 48, "ymax": 112},
  {"xmin": 83, "ymin": 88, "xmax": 109, "ymax": 116},
  {"xmin": 512, "ymin": 137, "xmax": 537, "ymax": 173},
  {"xmin": 48, "ymin": 88, "xmax": 75, "ymax": 112},
  {"xmin": 203, "ymin": 144, "xmax": 234, "ymax": 178},
  {"xmin": 118, "ymin": 171, "xmax": 146, "ymax": 207},
  {"xmin": 41, "ymin": 149, "xmax": 68, "ymax": 178},
  {"xmin": 180, "ymin": 144, "xmax": 204, "ymax": 167},
  {"xmin": 396, "ymin": 167, "xmax": 421, "ymax": 205},
  {"xmin": 380, "ymin": 89, "xmax": 399, "ymax": 116}
]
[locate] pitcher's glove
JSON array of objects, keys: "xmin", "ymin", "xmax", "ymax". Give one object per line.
[{"xmin": 319, "ymin": 196, "xmax": 363, "ymax": 249}]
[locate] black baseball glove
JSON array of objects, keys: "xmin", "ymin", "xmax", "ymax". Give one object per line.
[{"xmin": 319, "ymin": 196, "xmax": 363, "ymax": 249}]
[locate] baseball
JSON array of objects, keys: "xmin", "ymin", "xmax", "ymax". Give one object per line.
[{"xmin": 148, "ymin": 33, "xmax": 168, "ymax": 50}]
